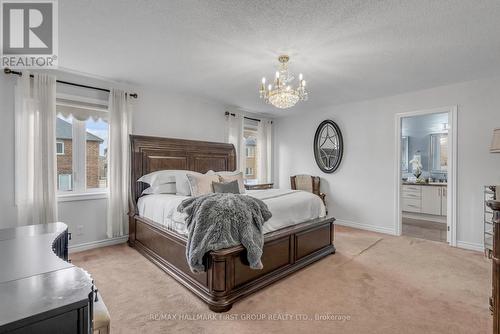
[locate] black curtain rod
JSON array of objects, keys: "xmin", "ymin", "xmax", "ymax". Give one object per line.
[
  {"xmin": 4, "ymin": 68, "xmax": 138, "ymax": 99},
  {"xmin": 225, "ymin": 111, "xmax": 261, "ymax": 123}
]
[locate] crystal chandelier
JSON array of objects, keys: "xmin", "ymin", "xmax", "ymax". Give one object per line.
[{"xmin": 259, "ymin": 55, "xmax": 308, "ymax": 109}]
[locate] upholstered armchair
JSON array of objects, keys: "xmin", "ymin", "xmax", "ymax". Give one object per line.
[{"xmin": 290, "ymin": 175, "xmax": 326, "ymax": 206}]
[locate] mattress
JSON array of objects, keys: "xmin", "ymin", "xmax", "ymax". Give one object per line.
[{"xmin": 137, "ymin": 188, "xmax": 326, "ymax": 235}]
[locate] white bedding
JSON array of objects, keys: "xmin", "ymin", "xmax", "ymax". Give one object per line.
[{"xmin": 137, "ymin": 188, "xmax": 326, "ymax": 235}]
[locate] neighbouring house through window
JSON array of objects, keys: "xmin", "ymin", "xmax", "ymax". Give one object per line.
[{"xmin": 56, "ymin": 98, "xmax": 109, "ymax": 193}]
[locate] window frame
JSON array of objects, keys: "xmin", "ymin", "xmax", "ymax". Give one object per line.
[
  {"xmin": 56, "ymin": 97, "xmax": 109, "ymax": 201},
  {"xmin": 56, "ymin": 141, "xmax": 65, "ymax": 155}
]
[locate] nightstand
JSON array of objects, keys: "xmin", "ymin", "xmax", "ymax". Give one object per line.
[{"xmin": 244, "ymin": 183, "xmax": 274, "ymax": 190}]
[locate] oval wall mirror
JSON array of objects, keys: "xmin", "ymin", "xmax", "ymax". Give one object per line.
[{"xmin": 313, "ymin": 120, "xmax": 343, "ymax": 173}]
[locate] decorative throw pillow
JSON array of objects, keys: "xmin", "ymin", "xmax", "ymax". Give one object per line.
[
  {"xmin": 217, "ymin": 171, "xmax": 246, "ymax": 193},
  {"xmin": 186, "ymin": 172, "xmax": 220, "ymax": 197},
  {"xmin": 212, "ymin": 180, "xmax": 240, "ymax": 194},
  {"xmin": 175, "ymin": 171, "xmax": 204, "ymax": 196}
]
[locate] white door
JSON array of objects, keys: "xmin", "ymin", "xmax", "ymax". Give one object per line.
[{"xmin": 421, "ymin": 186, "xmax": 441, "ymax": 215}]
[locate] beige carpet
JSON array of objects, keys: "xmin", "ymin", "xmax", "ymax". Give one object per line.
[{"xmin": 72, "ymin": 226, "xmax": 492, "ymax": 334}]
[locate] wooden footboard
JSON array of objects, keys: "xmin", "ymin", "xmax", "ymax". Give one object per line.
[{"xmin": 128, "ymin": 215, "xmax": 335, "ymax": 312}]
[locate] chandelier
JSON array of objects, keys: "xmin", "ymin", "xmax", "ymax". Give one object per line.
[{"xmin": 259, "ymin": 55, "xmax": 308, "ymax": 109}]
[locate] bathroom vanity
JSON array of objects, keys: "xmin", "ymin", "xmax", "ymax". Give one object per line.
[{"xmin": 401, "ymin": 183, "xmax": 447, "ymax": 216}]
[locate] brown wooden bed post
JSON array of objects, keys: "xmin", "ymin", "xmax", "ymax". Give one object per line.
[{"xmin": 128, "ymin": 135, "xmax": 335, "ymax": 312}]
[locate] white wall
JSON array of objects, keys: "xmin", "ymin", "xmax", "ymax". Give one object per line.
[
  {"xmin": 133, "ymin": 87, "xmax": 226, "ymax": 142},
  {"xmin": 274, "ymin": 76, "xmax": 500, "ymax": 248}
]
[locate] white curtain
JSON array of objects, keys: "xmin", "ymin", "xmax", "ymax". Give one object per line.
[
  {"xmin": 15, "ymin": 72, "xmax": 58, "ymax": 226},
  {"xmin": 257, "ymin": 119, "xmax": 273, "ymax": 183},
  {"xmin": 107, "ymin": 89, "xmax": 131, "ymax": 238},
  {"xmin": 224, "ymin": 112, "xmax": 246, "ymax": 172}
]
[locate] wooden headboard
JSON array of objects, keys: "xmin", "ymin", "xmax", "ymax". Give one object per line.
[{"xmin": 129, "ymin": 135, "xmax": 236, "ymax": 212}]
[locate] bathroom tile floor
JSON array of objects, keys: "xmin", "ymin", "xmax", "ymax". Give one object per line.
[{"xmin": 402, "ymin": 217, "xmax": 447, "ymax": 243}]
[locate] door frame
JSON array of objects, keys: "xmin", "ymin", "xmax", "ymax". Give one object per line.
[{"xmin": 394, "ymin": 106, "xmax": 458, "ymax": 246}]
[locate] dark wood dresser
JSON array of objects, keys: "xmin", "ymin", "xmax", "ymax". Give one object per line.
[{"xmin": 0, "ymin": 223, "xmax": 94, "ymax": 333}]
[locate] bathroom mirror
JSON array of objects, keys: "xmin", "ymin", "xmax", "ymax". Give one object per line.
[
  {"xmin": 430, "ymin": 133, "xmax": 448, "ymax": 172},
  {"xmin": 313, "ymin": 120, "xmax": 343, "ymax": 173},
  {"xmin": 401, "ymin": 136, "xmax": 409, "ymax": 172}
]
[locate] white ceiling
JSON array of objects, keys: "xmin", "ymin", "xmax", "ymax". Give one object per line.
[{"xmin": 59, "ymin": 0, "xmax": 500, "ymax": 116}]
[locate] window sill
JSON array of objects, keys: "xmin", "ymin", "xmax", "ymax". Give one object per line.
[{"xmin": 57, "ymin": 191, "xmax": 108, "ymax": 202}]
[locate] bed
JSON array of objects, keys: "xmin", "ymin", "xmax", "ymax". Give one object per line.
[{"xmin": 128, "ymin": 135, "xmax": 336, "ymax": 312}]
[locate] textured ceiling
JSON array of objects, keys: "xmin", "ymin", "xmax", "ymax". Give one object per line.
[{"xmin": 59, "ymin": 0, "xmax": 500, "ymax": 116}]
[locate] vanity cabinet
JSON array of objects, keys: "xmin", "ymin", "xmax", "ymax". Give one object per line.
[
  {"xmin": 402, "ymin": 185, "xmax": 421, "ymax": 213},
  {"xmin": 402, "ymin": 184, "xmax": 447, "ymax": 216},
  {"xmin": 422, "ymin": 186, "xmax": 442, "ymax": 215}
]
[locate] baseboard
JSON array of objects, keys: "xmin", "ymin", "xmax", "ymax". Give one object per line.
[
  {"xmin": 69, "ymin": 235, "xmax": 129, "ymax": 253},
  {"xmin": 336, "ymin": 220, "xmax": 484, "ymax": 252},
  {"xmin": 456, "ymin": 241, "xmax": 484, "ymax": 252},
  {"xmin": 335, "ymin": 219, "xmax": 397, "ymax": 236}
]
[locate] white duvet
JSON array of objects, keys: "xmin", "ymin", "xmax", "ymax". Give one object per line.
[{"xmin": 137, "ymin": 188, "xmax": 326, "ymax": 235}]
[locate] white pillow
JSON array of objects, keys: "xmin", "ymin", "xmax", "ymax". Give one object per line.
[
  {"xmin": 141, "ymin": 183, "xmax": 176, "ymax": 195},
  {"xmin": 175, "ymin": 171, "xmax": 206, "ymax": 196},
  {"xmin": 216, "ymin": 171, "xmax": 246, "ymax": 193},
  {"xmin": 138, "ymin": 170, "xmax": 182, "ymax": 187}
]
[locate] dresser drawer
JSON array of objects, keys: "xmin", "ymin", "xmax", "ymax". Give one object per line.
[{"xmin": 402, "ymin": 198, "xmax": 422, "ymax": 213}]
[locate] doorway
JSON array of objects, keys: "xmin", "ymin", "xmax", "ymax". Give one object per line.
[{"xmin": 395, "ymin": 106, "xmax": 457, "ymax": 245}]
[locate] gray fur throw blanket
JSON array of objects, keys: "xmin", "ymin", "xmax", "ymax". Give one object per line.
[{"xmin": 177, "ymin": 193, "xmax": 272, "ymax": 273}]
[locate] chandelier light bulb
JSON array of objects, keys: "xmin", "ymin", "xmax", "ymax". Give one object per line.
[
  {"xmin": 268, "ymin": 84, "xmax": 272, "ymax": 90},
  {"xmin": 262, "ymin": 77, "xmax": 266, "ymax": 84},
  {"xmin": 275, "ymin": 71, "xmax": 279, "ymax": 79},
  {"xmin": 302, "ymin": 80, "xmax": 306, "ymax": 87},
  {"xmin": 299, "ymin": 73, "xmax": 303, "ymax": 81}
]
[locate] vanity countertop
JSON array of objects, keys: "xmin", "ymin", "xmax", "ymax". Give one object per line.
[{"xmin": 402, "ymin": 182, "xmax": 447, "ymax": 187}]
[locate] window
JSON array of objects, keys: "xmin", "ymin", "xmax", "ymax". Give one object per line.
[
  {"xmin": 56, "ymin": 102, "xmax": 109, "ymax": 194},
  {"xmin": 56, "ymin": 115, "xmax": 73, "ymax": 192},
  {"xmin": 56, "ymin": 141, "xmax": 64, "ymax": 155},
  {"xmin": 243, "ymin": 124, "xmax": 258, "ymax": 184},
  {"xmin": 246, "ymin": 146, "xmax": 255, "ymax": 157},
  {"xmin": 85, "ymin": 118, "xmax": 108, "ymax": 189},
  {"xmin": 245, "ymin": 167, "xmax": 254, "ymax": 176}
]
